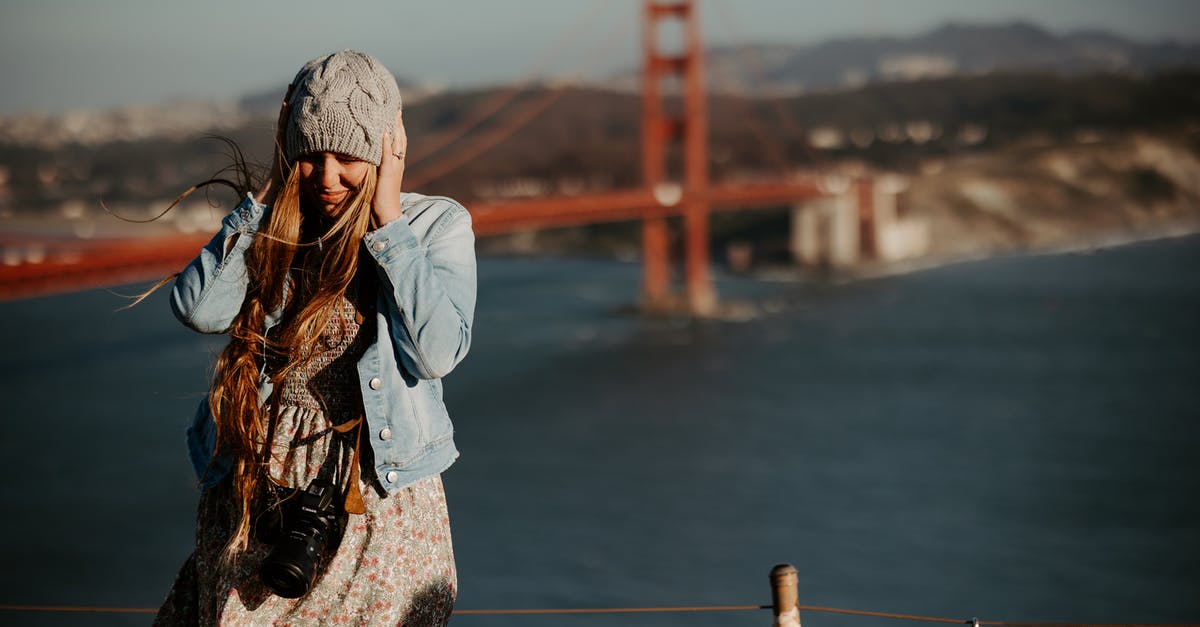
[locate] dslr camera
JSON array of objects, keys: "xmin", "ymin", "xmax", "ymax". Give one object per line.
[{"xmin": 257, "ymin": 477, "xmax": 347, "ymax": 598}]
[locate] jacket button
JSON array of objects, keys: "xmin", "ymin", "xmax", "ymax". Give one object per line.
[
  {"xmin": 385, "ymin": 470, "xmax": 399, "ymax": 483},
  {"xmin": 372, "ymin": 241, "xmax": 386, "ymax": 252},
  {"xmin": 379, "ymin": 427, "xmax": 392, "ymax": 441},
  {"xmin": 369, "ymin": 377, "xmax": 382, "ymax": 390}
]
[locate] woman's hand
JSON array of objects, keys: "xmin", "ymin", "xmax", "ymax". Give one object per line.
[
  {"xmin": 373, "ymin": 109, "xmax": 407, "ymax": 226},
  {"xmin": 254, "ymin": 84, "xmax": 294, "ymax": 205}
]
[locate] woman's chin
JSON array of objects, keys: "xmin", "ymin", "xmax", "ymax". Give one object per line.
[{"xmin": 317, "ymin": 197, "xmax": 350, "ymax": 217}]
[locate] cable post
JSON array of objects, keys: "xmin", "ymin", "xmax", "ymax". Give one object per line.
[{"xmin": 770, "ymin": 563, "xmax": 802, "ymax": 627}]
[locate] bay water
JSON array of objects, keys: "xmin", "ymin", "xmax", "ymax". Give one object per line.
[{"xmin": 0, "ymin": 235, "xmax": 1197, "ymax": 626}]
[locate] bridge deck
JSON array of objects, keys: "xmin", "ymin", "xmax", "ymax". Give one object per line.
[{"xmin": 0, "ymin": 181, "xmax": 832, "ymax": 300}]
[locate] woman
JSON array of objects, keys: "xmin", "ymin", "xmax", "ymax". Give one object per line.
[{"xmin": 156, "ymin": 50, "xmax": 476, "ymax": 626}]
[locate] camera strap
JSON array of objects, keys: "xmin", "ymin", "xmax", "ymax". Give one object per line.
[{"xmin": 330, "ymin": 415, "xmax": 367, "ymax": 515}]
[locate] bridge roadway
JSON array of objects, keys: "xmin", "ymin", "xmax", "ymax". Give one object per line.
[
  {"xmin": 0, "ymin": 179, "xmax": 828, "ymax": 301},
  {"xmin": 469, "ymin": 179, "xmax": 823, "ymax": 235}
]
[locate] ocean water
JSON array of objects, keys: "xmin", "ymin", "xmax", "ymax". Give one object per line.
[{"xmin": 0, "ymin": 235, "xmax": 1197, "ymax": 626}]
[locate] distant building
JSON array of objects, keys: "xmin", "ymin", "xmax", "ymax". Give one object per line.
[{"xmin": 877, "ymin": 53, "xmax": 957, "ymax": 81}]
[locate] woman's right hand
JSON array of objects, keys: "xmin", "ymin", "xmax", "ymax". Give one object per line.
[{"xmin": 254, "ymin": 84, "xmax": 294, "ymax": 205}]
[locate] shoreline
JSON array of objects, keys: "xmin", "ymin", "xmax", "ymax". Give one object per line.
[{"xmin": 748, "ymin": 220, "xmax": 1200, "ymax": 286}]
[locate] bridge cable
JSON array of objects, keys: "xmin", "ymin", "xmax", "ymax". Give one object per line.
[
  {"xmin": 710, "ymin": 0, "xmax": 826, "ymax": 167},
  {"xmin": 703, "ymin": 3, "xmax": 796, "ymax": 176},
  {"xmin": 405, "ymin": 7, "xmax": 634, "ymax": 189},
  {"xmin": 709, "ymin": 66, "xmax": 795, "ymax": 176},
  {"xmin": 407, "ymin": 0, "xmax": 611, "ymax": 164}
]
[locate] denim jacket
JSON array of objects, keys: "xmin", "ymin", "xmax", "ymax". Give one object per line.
[{"xmin": 171, "ymin": 192, "xmax": 476, "ymax": 494}]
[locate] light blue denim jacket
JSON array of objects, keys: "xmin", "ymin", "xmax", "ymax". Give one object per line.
[{"xmin": 171, "ymin": 192, "xmax": 476, "ymax": 494}]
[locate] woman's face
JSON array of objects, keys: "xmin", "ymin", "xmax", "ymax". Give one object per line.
[{"xmin": 296, "ymin": 152, "xmax": 372, "ymax": 217}]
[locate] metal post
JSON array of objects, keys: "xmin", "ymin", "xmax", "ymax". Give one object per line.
[{"xmin": 770, "ymin": 563, "xmax": 801, "ymax": 627}]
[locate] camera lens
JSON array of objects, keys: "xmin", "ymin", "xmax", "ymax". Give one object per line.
[{"xmin": 261, "ymin": 533, "xmax": 322, "ymax": 598}]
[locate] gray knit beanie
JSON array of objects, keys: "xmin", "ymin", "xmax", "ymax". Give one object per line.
[{"xmin": 285, "ymin": 50, "xmax": 402, "ymax": 166}]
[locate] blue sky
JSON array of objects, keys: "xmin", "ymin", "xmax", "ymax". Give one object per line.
[{"xmin": 0, "ymin": 0, "xmax": 1197, "ymax": 115}]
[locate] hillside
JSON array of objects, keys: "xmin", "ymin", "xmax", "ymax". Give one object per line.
[
  {"xmin": 696, "ymin": 21, "xmax": 1200, "ymax": 93},
  {"xmin": 1, "ymin": 69, "xmax": 1198, "ymax": 270}
]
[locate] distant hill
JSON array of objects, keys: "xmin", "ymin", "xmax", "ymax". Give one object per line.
[
  {"xmin": 3, "ymin": 70, "xmax": 1198, "ymax": 215},
  {"xmin": 2, "ymin": 64, "xmax": 1198, "ymax": 268},
  {"xmin": 678, "ymin": 21, "xmax": 1200, "ymax": 93},
  {"xmin": 6, "ymin": 20, "xmax": 1196, "ymax": 149}
]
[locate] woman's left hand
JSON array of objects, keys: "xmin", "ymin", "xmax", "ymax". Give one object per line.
[{"xmin": 373, "ymin": 109, "xmax": 407, "ymax": 226}]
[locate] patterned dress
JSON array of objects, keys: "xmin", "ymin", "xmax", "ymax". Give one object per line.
[{"xmin": 156, "ymin": 296, "xmax": 457, "ymax": 626}]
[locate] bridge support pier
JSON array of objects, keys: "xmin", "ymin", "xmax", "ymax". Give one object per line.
[
  {"xmin": 684, "ymin": 202, "xmax": 716, "ymax": 315},
  {"xmin": 641, "ymin": 217, "xmax": 672, "ymax": 311}
]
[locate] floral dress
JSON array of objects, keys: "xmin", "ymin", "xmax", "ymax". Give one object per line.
[{"xmin": 156, "ymin": 296, "xmax": 457, "ymax": 626}]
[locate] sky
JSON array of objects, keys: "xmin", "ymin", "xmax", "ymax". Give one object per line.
[{"xmin": 0, "ymin": 0, "xmax": 1197, "ymax": 115}]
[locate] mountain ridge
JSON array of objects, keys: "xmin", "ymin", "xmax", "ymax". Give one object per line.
[{"xmin": 695, "ymin": 20, "xmax": 1200, "ymax": 93}]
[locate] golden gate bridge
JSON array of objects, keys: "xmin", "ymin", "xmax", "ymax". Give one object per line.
[{"xmin": 0, "ymin": 0, "xmax": 909, "ymax": 313}]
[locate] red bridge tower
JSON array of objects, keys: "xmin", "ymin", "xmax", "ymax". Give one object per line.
[{"xmin": 641, "ymin": 0, "xmax": 714, "ymax": 315}]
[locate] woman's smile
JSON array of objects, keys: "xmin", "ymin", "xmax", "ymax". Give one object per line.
[
  {"xmin": 297, "ymin": 152, "xmax": 371, "ymax": 216},
  {"xmin": 316, "ymin": 189, "xmax": 349, "ymax": 205}
]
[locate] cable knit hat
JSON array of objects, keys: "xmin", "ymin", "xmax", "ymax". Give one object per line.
[{"xmin": 285, "ymin": 50, "xmax": 402, "ymax": 166}]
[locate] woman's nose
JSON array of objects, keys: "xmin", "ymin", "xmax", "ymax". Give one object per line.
[{"xmin": 320, "ymin": 158, "xmax": 340, "ymax": 187}]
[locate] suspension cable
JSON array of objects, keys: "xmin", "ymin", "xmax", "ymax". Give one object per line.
[
  {"xmin": 710, "ymin": 0, "xmax": 824, "ymax": 166},
  {"xmin": 408, "ymin": 0, "xmax": 611, "ymax": 163},
  {"xmin": 405, "ymin": 4, "xmax": 633, "ymax": 189}
]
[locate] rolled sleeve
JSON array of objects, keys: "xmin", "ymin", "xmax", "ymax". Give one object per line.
[
  {"xmin": 170, "ymin": 194, "xmax": 268, "ymax": 333},
  {"xmin": 365, "ymin": 199, "xmax": 476, "ymax": 379}
]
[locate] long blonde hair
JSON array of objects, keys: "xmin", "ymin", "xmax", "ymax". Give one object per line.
[{"xmin": 208, "ymin": 162, "xmax": 378, "ymax": 560}]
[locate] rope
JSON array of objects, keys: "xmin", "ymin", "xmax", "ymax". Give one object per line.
[
  {"xmin": 1, "ymin": 601, "xmax": 1195, "ymax": 627},
  {"xmin": 0, "ymin": 605, "xmax": 156, "ymax": 614},
  {"xmin": 794, "ymin": 605, "xmax": 1198, "ymax": 627},
  {"xmin": 454, "ymin": 604, "xmax": 768, "ymax": 615},
  {"xmin": 983, "ymin": 623, "xmax": 1199, "ymax": 627}
]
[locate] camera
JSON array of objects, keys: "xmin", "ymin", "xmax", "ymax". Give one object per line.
[{"xmin": 258, "ymin": 477, "xmax": 347, "ymax": 598}]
